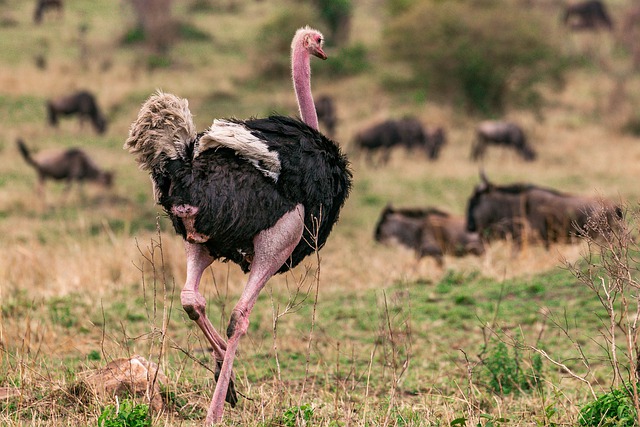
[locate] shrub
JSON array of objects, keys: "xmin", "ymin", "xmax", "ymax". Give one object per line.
[
  {"xmin": 265, "ymin": 404, "xmax": 315, "ymax": 427},
  {"xmin": 313, "ymin": 0, "xmax": 352, "ymax": 45},
  {"xmin": 255, "ymin": 7, "xmax": 366, "ymax": 80},
  {"xmin": 254, "ymin": 7, "xmax": 318, "ymax": 79},
  {"xmin": 579, "ymin": 387, "xmax": 637, "ymax": 427},
  {"xmin": 382, "ymin": 0, "xmax": 571, "ymax": 114},
  {"xmin": 482, "ymin": 340, "xmax": 543, "ymax": 395},
  {"xmin": 317, "ymin": 43, "xmax": 370, "ymax": 76},
  {"xmin": 98, "ymin": 399, "xmax": 151, "ymax": 427}
]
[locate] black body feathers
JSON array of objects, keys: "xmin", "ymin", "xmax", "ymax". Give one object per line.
[{"xmin": 155, "ymin": 115, "xmax": 351, "ymax": 273}]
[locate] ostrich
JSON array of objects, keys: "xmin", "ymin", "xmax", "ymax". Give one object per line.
[{"xmin": 125, "ymin": 27, "xmax": 352, "ymax": 424}]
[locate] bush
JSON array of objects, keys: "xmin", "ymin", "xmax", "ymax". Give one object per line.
[
  {"xmin": 313, "ymin": 0, "xmax": 352, "ymax": 45},
  {"xmin": 382, "ymin": 0, "xmax": 571, "ymax": 114},
  {"xmin": 316, "ymin": 43, "xmax": 370, "ymax": 76},
  {"xmin": 482, "ymin": 340, "xmax": 543, "ymax": 395},
  {"xmin": 98, "ymin": 399, "xmax": 151, "ymax": 427},
  {"xmin": 579, "ymin": 387, "xmax": 637, "ymax": 427},
  {"xmin": 255, "ymin": 7, "xmax": 366, "ymax": 80},
  {"xmin": 254, "ymin": 7, "xmax": 318, "ymax": 79}
]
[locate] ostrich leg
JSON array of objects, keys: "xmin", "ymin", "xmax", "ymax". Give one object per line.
[
  {"xmin": 180, "ymin": 242, "xmax": 237, "ymax": 405},
  {"xmin": 206, "ymin": 204, "xmax": 305, "ymax": 425}
]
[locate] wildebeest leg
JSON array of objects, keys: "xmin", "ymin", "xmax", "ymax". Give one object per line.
[
  {"xmin": 36, "ymin": 176, "xmax": 47, "ymax": 207},
  {"xmin": 419, "ymin": 244, "xmax": 444, "ymax": 268},
  {"xmin": 381, "ymin": 147, "xmax": 391, "ymax": 165},
  {"xmin": 471, "ymin": 136, "xmax": 485, "ymax": 161},
  {"xmin": 365, "ymin": 150, "xmax": 374, "ymax": 166}
]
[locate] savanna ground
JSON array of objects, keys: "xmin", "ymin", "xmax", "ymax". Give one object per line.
[{"xmin": 2, "ymin": 0, "xmax": 640, "ymax": 425}]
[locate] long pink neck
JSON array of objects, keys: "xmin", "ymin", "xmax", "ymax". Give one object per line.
[{"xmin": 292, "ymin": 42, "xmax": 319, "ymax": 130}]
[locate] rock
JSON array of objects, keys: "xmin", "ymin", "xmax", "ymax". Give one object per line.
[{"xmin": 83, "ymin": 355, "xmax": 168, "ymax": 412}]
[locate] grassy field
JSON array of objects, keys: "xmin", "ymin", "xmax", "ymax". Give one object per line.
[{"xmin": 2, "ymin": 0, "xmax": 640, "ymax": 425}]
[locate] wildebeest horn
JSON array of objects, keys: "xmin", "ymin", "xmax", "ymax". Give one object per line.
[{"xmin": 479, "ymin": 168, "xmax": 489, "ymax": 184}]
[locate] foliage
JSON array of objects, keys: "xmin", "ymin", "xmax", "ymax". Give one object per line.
[
  {"xmin": 266, "ymin": 404, "xmax": 314, "ymax": 427},
  {"xmin": 578, "ymin": 387, "xmax": 637, "ymax": 427},
  {"xmin": 386, "ymin": 0, "xmax": 419, "ymax": 16},
  {"xmin": 317, "ymin": 43, "xmax": 369, "ymax": 76},
  {"xmin": 161, "ymin": 388, "xmax": 206, "ymax": 420},
  {"xmin": 254, "ymin": 7, "xmax": 318, "ymax": 79},
  {"xmin": 97, "ymin": 399, "xmax": 151, "ymax": 427},
  {"xmin": 382, "ymin": 0, "xmax": 571, "ymax": 114},
  {"xmin": 451, "ymin": 414, "xmax": 509, "ymax": 427},
  {"xmin": 312, "ymin": 0, "xmax": 352, "ymax": 45},
  {"xmin": 177, "ymin": 22, "xmax": 212, "ymax": 42},
  {"xmin": 121, "ymin": 27, "xmax": 146, "ymax": 46},
  {"xmin": 255, "ymin": 6, "xmax": 365, "ymax": 79},
  {"xmin": 563, "ymin": 207, "xmax": 640, "ymax": 426},
  {"xmin": 284, "ymin": 404, "xmax": 314, "ymax": 426},
  {"xmin": 481, "ymin": 340, "xmax": 543, "ymax": 395}
]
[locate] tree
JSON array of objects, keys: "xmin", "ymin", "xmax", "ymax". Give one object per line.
[{"xmin": 383, "ymin": 0, "xmax": 571, "ymax": 114}]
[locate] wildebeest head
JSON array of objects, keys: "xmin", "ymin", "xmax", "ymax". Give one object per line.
[{"xmin": 374, "ymin": 204, "xmax": 423, "ymax": 248}]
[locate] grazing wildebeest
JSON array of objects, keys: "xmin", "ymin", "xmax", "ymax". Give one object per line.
[
  {"xmin": 34, "ymin": 0, "xmax": 63, "ymax": 24},
  {"xmin": 375, "ymin": 205, "xmax": 485, "ymax": 265},
  {"xmin": 315, "ymin": 94, "xmax": 337, "ymax": 137},
  {"xmin": 47, "ymin": 90, "xmax": 107, "ymax": 134},
  {"xmin": 466, "ymin": 172, "xmax": 623, "ymax": 247},
  {"xmin": 354, "ymin": 119, "xmax": 403, "ymax": 164},
  {"xmin": 355, "ymin": 117, "xmax": 436, "ymax": 164},
  {"xmin": 17, "ymin": 139, "xmax": 113, "ymax": 195},
  {"xmin": 563, "ymin": 0, "xmax": 613, "ymax": 30},
  {"xmin": 471, "ymin": 120, "xmax": 536, "ymax": 162}
]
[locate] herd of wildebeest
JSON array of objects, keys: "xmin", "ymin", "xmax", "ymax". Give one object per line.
[{"xmin": 18, "ymin": 0, "xmax": 628, "ymax": 267}]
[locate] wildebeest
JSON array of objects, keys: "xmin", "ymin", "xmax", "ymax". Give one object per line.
[
  {"xmin": 355, "ymin": 117, "xmax": 443, "ymax": 164},
  {"xmin": 17, "ymin": 139, "xmax": 113, "ymax": 194},
  {"xmin": 34, "ymin": 0, "xmax": 63, "ymax": 24},
  {"xmin": 466, "ymin": 172, "xmax": 623, "ymax": 247},
  {"xmin": 375, "ymin": 205, "xmax": 485, "ymax": 265},
  {"xmin": 471, "ymin": 120, "xmax": 536, "ymax": 162},
  {"xmin": 315, "ymin": 94, "xmax": 337, "ymax": 137},
  {"xmin": 355, "ymin": 119, "xmax": 407, "ymax": 164},
  {"xmin": 563, "ymin": 0, "xmax": 613, "ymax": 31},
  {"xmin": 47, "ymin": 90, "xmax": 107, "ymax": 134}
]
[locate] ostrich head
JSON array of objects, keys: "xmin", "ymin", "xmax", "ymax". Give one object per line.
[{"xmin": 293, "ymin": 26, "xmax": 327, "ymax": 60}]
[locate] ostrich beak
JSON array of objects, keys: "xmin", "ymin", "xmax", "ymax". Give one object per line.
[{"xmin": 312, "ymin": 47, "xmax": 327, "ymax": 60}]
